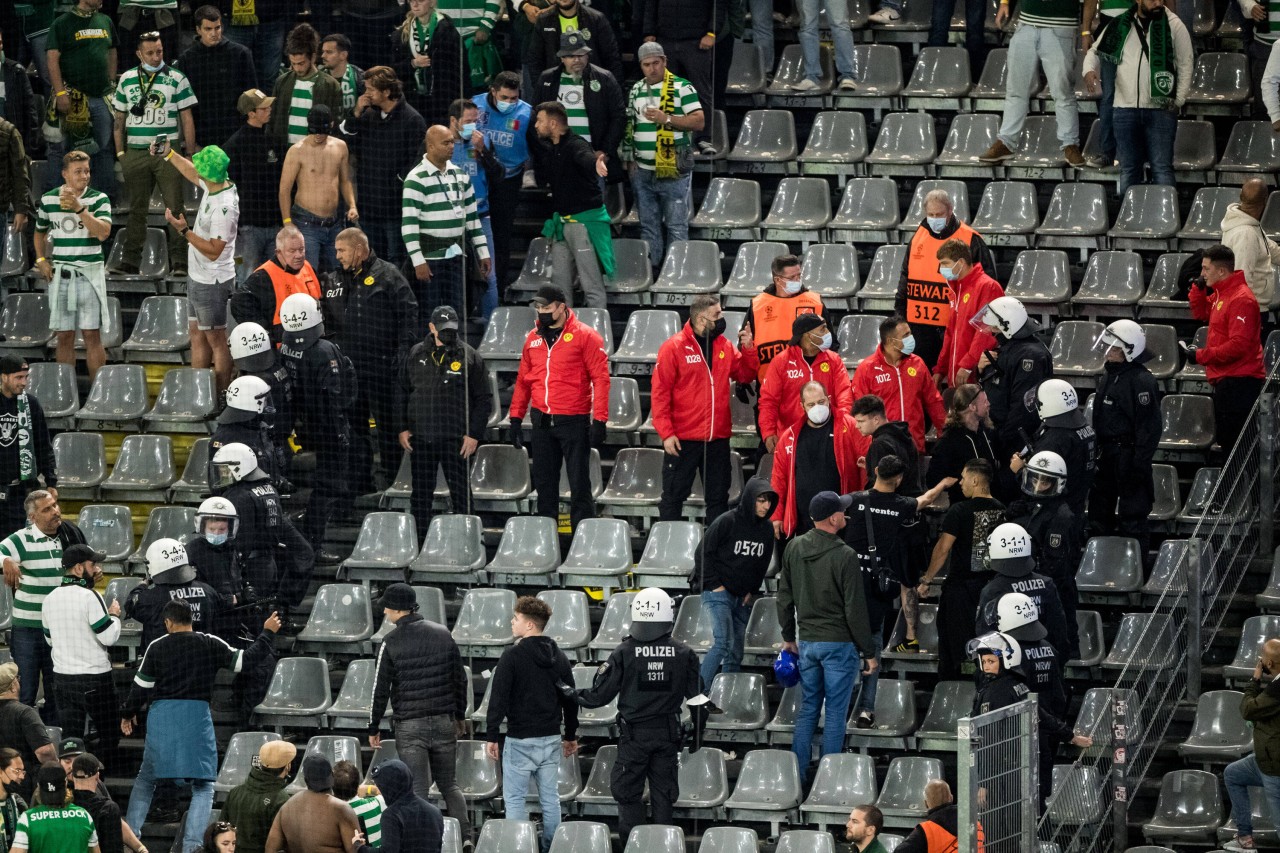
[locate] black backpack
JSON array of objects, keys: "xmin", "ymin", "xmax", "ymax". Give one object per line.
[{"xmin": 1174, "ymin": 249, "xmax": 1204, "ymax": 302}]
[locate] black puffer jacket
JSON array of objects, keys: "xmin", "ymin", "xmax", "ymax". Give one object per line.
[{"xmin": 370, "ymin": 613, "xmax": 468, "ymax": 731}]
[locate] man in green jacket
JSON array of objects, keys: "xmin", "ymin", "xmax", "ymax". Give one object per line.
[
  {"xmin": 1225, "ymin": 638, "xmax": 1280, "ymax": 851},
  {"xmin": 776, "ymin": 491, "xmax": 877, "ymax": 784},
  {"xmin": 221, "ymin": 740, "xmax": 296, "ymax": 853},
  {"xmin": 0, "ymin": 118, "xmax": 31, "ymax": 234},
  {"xmin": 268, "ymin": 25, "xmax": 343, "ymax": 150}
]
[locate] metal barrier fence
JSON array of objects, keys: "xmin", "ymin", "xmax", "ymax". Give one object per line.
[{"xmin": 957, "ymin": 698, "xmax": 1040, "ymax": 853}]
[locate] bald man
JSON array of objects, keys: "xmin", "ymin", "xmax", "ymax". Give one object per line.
[
  {"xmin": 1221, "ymin": 177, "xmax": 1280, "ymax": 309},
  {"xmin": 1224, "ymin": 638, "xmax": 1280, "ymax": 852},
  {"xmin": 896, "ymin": 781, "xmax": 962, "ymax": 853}
]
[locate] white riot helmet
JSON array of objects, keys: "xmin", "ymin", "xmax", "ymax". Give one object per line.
[
  {"xmin": 210, "ymin": 442, "xmax": 260, "ymax": 490},
  {"xmin": 630, "ymin": 587, "xmax": 675, "ymax": 642},
  {"xmin": 220, "ymin": 375, "xmax": 271, "ymax": 424},
  {"xmin": 996, "ymin": 592, "xmax": 1047, "ymax": 642},
  {"xmin": 1021, "ymin": 450, "xmax": 1067, "ymax": 499},
  {"xmin": 1094, "ymin": 319, "xmax": 1146, "ymax": 362},
  {"xmin": 195, "ymin": 496, "xmax": 239, "ymax": 543},
  {"xmin": 986, "ymin": 522, "xmax": 1035, "ymax": 577},
  {"xmin": 279, "ymin": 294, "xmax": 323, "ymax": 333},
  {"xmin": 1034, "ymin": 378, "xmax": 1079, "ymax": 420},
  {"xmin": 971, "ymin": 296, "xmax": 1029, "ymax": 340},
  {"xmin": 228, "ymin": 322, "xmax": 275, "ymax": 372},
  {"xmin": 966, "ymin": 630, "xmax": 1023, "ymax": 670},
  {"xmin": 145, "ymin": 537, "xmax": 196, "ymax": 584}
]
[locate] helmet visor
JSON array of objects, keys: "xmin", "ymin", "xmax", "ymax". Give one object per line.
[
  {"xmin": 1020, "ymin": 467, "xmax": 1066, "ymax": 497},
  {"xmin": 969, "ymin": 304, "xmax": 1000, "ymax": 335},
  {"xmin": 1092, "ymin": 329, "xmax": 1131, "ymax": 359},
  {"xmin": 209, "ymin": 460, "xmax": 239, "ymax": 491},
  {"xmin": 196, "ymin": 514, "xmax": 239, "ymax": 540}
]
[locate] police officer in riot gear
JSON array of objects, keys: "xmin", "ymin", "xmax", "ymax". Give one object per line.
[
  {"xmin": 1006, "ymin": 451, "xmax": 1083, "ymax": 660},
  {"xmin": 974, "ymin": 522, "xmax": 1071, "ymax": 662},
  {"xmin": 229, "ymin": 321, "xmax": 295, "ymax": 492},
  {"xmin": 1014, "ymin": 379, "xmax": 1096, "ymax": 517},
  {"xmin": 567, "ymin": 588, "xmax": 707, "ymax": 842},
  {"xmin": 125, "ymin": 538, "xmax": 225, "ymax": 650},
  {"xmin": 1089, "ymin": 320, "xmax": 1162, "ymax": 544},
  {"xmin": 278, "ymin": 293, "xmax": 355, "ymax": 562},
  {"xmin": 185, "ymin": 496, "xmax": 244, "ymax": 642},
  {"xmin": 972, "ymin": 296, "xmax": 1052, "ymax": 465},
  {"xmin": 210, "ymin": 442, "xmax": 314, "ymax": 624},
  {"xmin": 210, "ymin": 375, "xmax": 278, "ymax": 487}
]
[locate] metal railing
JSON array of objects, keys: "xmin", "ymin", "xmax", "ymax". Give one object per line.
[{"xmin": 958, "ymin": 697, "xmax": 1040, "ymax": 853}]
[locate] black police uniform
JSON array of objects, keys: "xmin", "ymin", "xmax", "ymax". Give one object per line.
[
  {"xmin": 243, "ymin": 357, "xmax": 296, "ymax": 484},
  {"xmin": 979, "ymin": 326, "xmax": 1052, "ymax": 460},
  {"xmin": 184, "ymin": 534, "xmax": 244, "ymax": 642},
  {"xmin": 209, "ymin": 416, "xmax": 279, "ymax": 488},
  {"xmin": 323, "ymin": 250, "xmax": 419, "ymax": 491},
  {"xmin": 976, "ymin": 572, "xmax": 1072, "ymax": 662},
  {"xmin": 1027, "ymin": 411, "xmax": 1097, "ymax": 518},
  {"xmin": 1012, "ymin": 634, "xmax": 1068, "ymax": 803},
  {"xmin": 125, "ymin": 576, "xmax": 224, "ymax": 650},
  {"xmin": 1089, "ymin": 353, "xmax": 1162, "ymax": 541},
  {"xmin": 574, "ymin": 630, "xmax": 702, "ymax": 841},
  {"xmin": 1007, "ymin": 496, "xmax": 1084, "ymax": 660},
  {"xmin": 280, "ymin": 332, "xmax": 353, "ymax": 553},
  {"xmin": 220, "ymin": 474, "xmax": 315, "ymax": 608}
]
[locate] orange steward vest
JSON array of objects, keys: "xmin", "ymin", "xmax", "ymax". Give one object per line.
[
  {"xmin": 750, "ymin": 290, "xmax": 824, "ymax": 381},
  {"xmin": 258, "ymin": 259, "xmax": 321, "ymax": 325},
  {"xmin": 905, "ymin": 222, "xmax": 981, "ymax": 328}
]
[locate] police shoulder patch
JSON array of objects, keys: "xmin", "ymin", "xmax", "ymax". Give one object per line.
[
  {"xmin": 595, "ymin": 661, "xmax": 610, "ymax": 678},
  {"xmin": 1048, "ymin": 533, "xmax": 1062, "ymax": 549},
  {"xmin": 1137, "ymin": 391, "xmax": 1151, "ymax": 405},
  {"xmin": 1021, "ymin": 358, "xmax": 1034, "ymax": 372}
]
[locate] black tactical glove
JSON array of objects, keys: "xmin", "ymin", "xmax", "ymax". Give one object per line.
[
  {"xmin": 1179, "ymin": 341, "xmax": 1198, "ymax": 365},
  {"xmin": 509, "ymin": 418, "xmax": 524, "ymax": 449},
  {"xmin": 590, "ymin": 419, "xmax": 607, "ymax": 449}
]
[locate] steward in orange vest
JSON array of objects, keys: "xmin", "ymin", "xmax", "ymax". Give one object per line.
[
  {"xmin": 897, "ymin": 781, "xmax": 985, "ymax": 853},
  {"xmin": 230, "ymin": 227, "xmax": 322, "ymax": 343},
  {"xmin": 743, "ymin": 253, "xmax": 830, "ymax": 383}
]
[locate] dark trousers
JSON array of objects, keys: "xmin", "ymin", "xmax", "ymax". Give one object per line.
[
  {"xmin": 363, "ymin": 218, "xmax": 407, "ymax": 271},
  {"xmin": 1095, "ymin": 56, "xmax": 1117, "ymax": 162},
  {"xmin": 345, "ymin": 10, "xmax": 406, "ymax": 73},
  {"xmin": 409, "ymin": 437, "xmax": 473, "ymax": 540},
  {"xmin": 120, "ymin": 149, "xmax": 185, "ymax": 269},
  {"xmin": 937, "ymin": 576, "xmax": 987, "ymax": 679},
  {"xmin": 11, "ymin": 626, "xmax": 56, "ymax": 722},
  {"xmin": 912, "ymin": 324, "xmax": 946, "ymax": 377},
  {"xmin": 0, "ymin": 482, "xmax": 34, "ymax": 539},
  {"xmin": 711, "ymin": 37, "xmax": 735, "ymax": 124},
  {"xmin": 350, "ymin": 365, "xmax": 403, "ymax": 492},
  {"xmin": 1213, "ymin": 375, "xmax": 1265, "ymax": 462},
  {"xmin": 613, "ymin": 722, "xmax": 682, "ymax": 843},
  {"xmin": 659, "ymin": 438, "xmax": 731, "ymax": 522},
  {"xmin": 54, "ymin": 671, "xmax": 119, "ymax": 765},
  {"xmin": 303, "ymin": 439, "xmax": 350, "ymax": 548},
  {"xmin": 488, "ymin": 173, "xmax": 523, "ymax": 292},
  {"xmin": 411, "ymin": 256, "xmax": 467, "ymax": 332},
  {"xmin": 663, "ymin": 39, "xmax": 715, "ymax": 144},
  {"xmin": 1088, "ymin": 444, "xmax": 1153, "ymax": 543},
  {"xmin": 927, "ymin": 0, "xmax": 988, "ymax": 64},
  {"xmin": 530, "ymin": 412, "xmax": 595, "ymax": 529}
]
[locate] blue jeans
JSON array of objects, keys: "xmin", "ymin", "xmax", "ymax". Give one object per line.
[
  {"xmin": 927, "ymin": 0, "xmax": 988, "ymax": 58},
  {"xmin": 700, "ymin": 590, "xmax": 751, "ymax": 690},
  {"xmin": 792, "ymin": 640, "xmax": 861, "ymax": 781},
  {"xmin": 854, "ymin": 629, "xmax": 883, "ymax": 713},
  {"xmin": 1113, "ymin": 107, "xmax": 1177, "ymax": 198},
  {"xmin": 11, "ymin": 626, "xmax": 55, "ymax": 721},
  {"xmin": 479, "ymin": 214, "xmax": 499, "ymax": 320},
  {"xmin": 1096, "ymin": 57, "xmax": 1117, "ymax": 162},
  {"xmin": 291, "ymin": 205, "xmax": 342, "ymax": 274},
  {"xmin": 125, "ymin": 750, "xmax": 214, "ymax": 853},
  {"xmin": 629, "ymin": 168, "xmax": 692, "ymax": 272},
  {"xmin": 226, "ymin": 22, "xmax": 288, "ymax": 88},
  {"xmin": 747, "ymin": 0, "xmax": 775, "ymax": 73},
  {"xmin": 998, "ymin": 24, "xmax": 1078, "ymax": 150},
  {"xmin": 502, "ymin": 735, "xmax": 562, "ymax": 852},
  {"xmin": 1225, "ymin": 754, "xmax": 1280, "ymax": 837},
  {"xmin": 797, "ymin": 0, "xmax": 855, "ymax": 80},
  {"xmin": 363, "ymin": 217, "xmax": 406, "ymax": 270},
  {"xmin": 44, "ymin": 96, "xmax": 118, "ymax": 200},
  {"xmin": 235, "ymin": 225, "xmax": 277, "ymax": 285}
]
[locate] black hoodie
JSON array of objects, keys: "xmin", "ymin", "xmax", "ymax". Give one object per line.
[
  {"xmin": 691, "ymin": 478, "xmax": 778, "ymax": 596},
  {"xmin": 486, "ymin": 634, "xmax": 579, "ymax": 741},
  {"xmin": 896, "ymin": 803, "xmax": 960, "ymax": 853},
  {"xmin": 865, "ymin": 421, "xmax": 921, "ymax": 496},
  {"xmin": 359, "ymin": 760, "xmax": 442, "ymax": 853}
]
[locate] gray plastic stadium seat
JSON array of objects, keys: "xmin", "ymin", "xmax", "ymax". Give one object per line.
[
  {"xmin": 574, "ymin": 308, "xmax": 613, "ymax": 354},
  {"xmin": 52, "ymin": 432, "xmax": 107, "ymax": 498},
  {"xmin": 214, "ymin": 732, "xmax": 281, "ymax": 799},
  {"xmin": 798, "ymin": 111, "xmax": 869, "ymax": 172},
  {"xmin": 652, "ymin": 241, "xmax": 724, "ymax": 302},
  {"xmin": 902, "ymin": 46, "xmax": 972, "ymax": 107},
  {"xmin": 970, "ymin": 49, "xmax": 1011, "ymax": 106},
  {"xmin": 883, "ymin": 603, "xmax": 939, "ymax": 669},
  {"xmin": 1003, "ymin": 250, "xmax": 1072, "ymax": 307},
  {"xmin": 77, "ymin": 504, "xmax": 135, "ymax": 567},
  {"xmin": 75, "ymin": 364, "xmax": 148, "ymax": 427},
  {"xmin": 837, "ymin": 315, "xmax": 883, "ymax": 369},
  {"xmin": 915, "ymin": 681, "xmax": 976, "ymax": 750},
  {"xmin": 1142, "ymin": 770, "xmax": 1224, "ymax": 841},
  {"xmin": 1073, "ymin": 688, "xmax": 1143, "ymax": 746},
  {"xmin": 1178, "ymin": 467, "xmax": 1252, "ymax": 526},
  {"xmin": 295, "ymin": 583, "xmax": 375, "ymax": 654},
  {"xmin": 25, "ymin": 362, "xmax": 77, "ymax": 424},
  {"xmin": 326, "ymin": 658, "xmax": 383, "ymax": 729},
  {"xmin": 1068, "ymin": 611, "xmax": 1106, "ymax": 669},
  {"xmin": 509, "ymin": 239, "xmax": 552, "ymax": 299},
  {"xmin": 102, "ymin": 435, "xmax": 177, "ymax": 501},
  {"xmin": 727, "ymin": 110, "xmax": 799, "ymax": 170},
  {"xmin": 1038, "ymin": 183, "xmax": 1108, "ymax": 253},
  {"xmin": 901, "ymin": 180, "xmax": 971, "ymax": 230},
  {"xmin": 105, "ymin": 228, "xmax": 169, "ymax": 290},
  {"xmin": 342, "ymin": 512, "xmax": 418, "ymax": 582},
  {"xmin": 1076, "ymin": 536, "xmax": 1143, "ymax": 594},
  {"xmin": 410, "ymin": 514, "xmax": 486, "ymax": 584},
  {"xmin": 1225, "ymin": 615, "xmax": 1280, "ymax": 680},
  {"xmin": 971, "ymin": 182, "xmax": 1038, "ymax": 246},
  {"xmin": 1149, "ymin": 464, "xmax": 1181, "ymax": 523},
  {"xmin": 452, "ymin": 589, "xmax": 516, "ymax": 653},
  {"xmin": 588, "ymin": 592, "xmax": 637, "ymax": 659},
  {"xmin": 847, "ymin": 45, "xmax": 904, "ymax": 101},
  {"xmin": 549, "ymin": 822, "xmax": 612, "ymax": 853},
  {"xmin": 696, "ymin": 827, "xmax": 758, "ymax": 853},
  {"xmin": 876, "ymin": 757, "xmax": 944, "ymax": 822},
  {"xmin": 1047, "ymin": 765, "xmax": 1107, "ymax": 826},
  {"xmin": 859, "ymin": 245, "xmax": 909, "ymax": 312},
  {"xmin": 1140, "ymin": 252, "xmax": 1192, "ymax": 318},
  {"xmin": 1173, "ymin": 120, "xmax": 1217, "ymax": 177},
  {"xmin": 600, "ymin": 447, "xmax": 664, "ymax": 510},
  {"xmin": 1102, "ymin": 613, "xmax": 1177, "ymax": 671},
  {"xmin": 102, "ymin": 577, "xmax": 143, "ymax": 648},
  {"xmin": 479, "ymin": 307, "xmax": 536, "ymax": 364},
  {"xmin": 722, "ymin": 241, "xmax": 789, "ymax": 304},
  {"xmin": 672, "ymin": 593, "xmax": 714, "ymax": 654},
  {"xmin": 441, "ymin": 817, "xmax": 461, "ymax": 853},
  {"xmin": 537, "ymin": 589, "xmax": 591, "ymax": 653},
  {"xmin": 766, "ymin": 45, "xmax": 833, "ymax": 99},
  {"xmin": 622, "ymin": 825, "xmax": 684, "ymax": 853},
  {"xmin": 374, "ymin": 586, "xmax": 446, "ymax": 643},
  {"xmin": 1109, "ymin": 185, "xmax": 1180, "ymax": 250},
  {"xmin": 847, "ymin": 678, "xmax": 917, "ymax": 748},
  {"xmin": 726, "ymin": 42, "xmax": 766, "ymax": 95},
  {"xmin": 1141, "ymin": 325, "xmax": 1179, "ymax": 381},
  {"xmin": 762, "ymin": 178, "xmax": 833, "ymax": 244},
  {"xmin": 576, "ymin": 744, "xmax": 620, "ymax": 813},
  {"xmin": 675, "ymin": 747, "xmax": 729, "ymax": 817},
  {"xmin": 775, "ymin": 831, "xmax": 835, "ymax": 853},
  {"xmin": 1218, "ymin": 121, "xmax": 1280, "ymax": 180},
  {"xmin": 696, "ymin": 110, "xmax": 730, "ymax": 167},
  {"xmin": 128, "ymin": 505, "xmax": 196, "ymax": 572},
  {"xmin": 1005, "ymin": 115, "xmax": 1073, "ymax": 174},
  {"xmin": 612, "ymin": 310, "xmax": 681, "ymax": 374},
  {"xmin": 865, "ymin": 114, "xmax": 937, "ymax": 175},
  {"xmin": 1177, "ymin": 689, "xmax": 1251, "ymax": 762},
  {"xmin": 1259, "ymin": 547, "xmax": 1280, "ymax": 611},
  {"xmin": 1142, "ymin": 539, "xmax": 1218, "ymax": 598},
  {"xmin": 1158, "ymin": 394, "xmax": 1215, "ymax": 452},
  {"xmin": 800, "ymin": 753, "xmax": 878, "ymax": 830},
  {"xmin": 1049, "ymin": 321, "xmax": 1107, "ymax": 377},
  {"xmin": 743, "ymin": 596, "xmax": 782, "ymax": 660},
  {"xmin": 705, "ymin": 673, "xmax": 769, "ymax": 738},
  {"xmin": 1186, "ymin": 53, "xmax": 1250, "ymax": 108},
  {"xmin": 935, "ymin": 113, "xmax": 1000, "ymax": 176},
  {"xmin": 572, "ymin": 664, "xmax": 619, "ymax": 732},
  {"xmin": 634, "ymin": 521, "xmax": 702, "ymax": 588},
  {"xmin": 254, "ymin": 657, "xmax": 333, "ymax": 728},
  {"xmin": 0, "ymin": 226, "xmax": 27, "ymax": 282},
  {"xmin": 558, "ymin": 518, "xmax": 632, "ymax": 591},
  {"xmin": 470, "ymin": 445, "xmax": 532, "ymax": 506},
  {"xmin": 485, "ymin": 515, "xmax": 561, "ymax": 586},
  {"xmin": 691, "ymin": 179, "xmax": 762, "ymax": 237},
  {"xmin": 798, "ymin": 244, "xmax": 859, "ymax": 308},
  {"xmin": 122, "ymin": 296, "xmax": 190, "ymax": 361},
  {"xmin": 440, "ymin": 740, "xmax": 500, "ymax": 805},
  {"xmin": 829, "ymin": 179, "xmax": 901, "ymax": 244},
  {"xmin": 605, "ymin": 376, "xmax": 643, "ymax": 438},
  {"xmin": 605, "ymin": 239, "xmax": 654, "ymax": 301},
  {"xmin": 725, "ymin": 749, "xmax": 802, "ymax": 835},
  {"xmin": 1177, "ymin": 187, "xmax": 1240, "ymax": 246},
  {"xmin": 1073, "ymin": 252, "xmax": 1144, "ymax": 315},
  {"xmin": 144, "ymin": 367, "xmax": 216, "ymax": 430}
]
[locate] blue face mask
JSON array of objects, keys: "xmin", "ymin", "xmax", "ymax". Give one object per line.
[
  {"xmin": 901, "ymin": 334, "xmax": 916, "ymax": 356},
  {"xmin": 205, "ymin": 532, "xmax": 228, "ymax": 546},
  {"xmin": 495, "ymin": 99, "xmax": 517, "ymax": 114},
  {"xmin": 461, "ymin": 122, "xmax": 477, "ymax": 137},
  {"xmin": 939, "ymin": 263, "xmax": 959, "ymax": 281},
  {"xmin": 815, "ymin": 332, "xmax": 833, "ymax": 351},
  {"xmin": 926, "ymin": 216, "xmax": 947, "ymax": 233},
  {"xmin": 140, "ymin": 61, "xmax": 164, "ymax": 73}
]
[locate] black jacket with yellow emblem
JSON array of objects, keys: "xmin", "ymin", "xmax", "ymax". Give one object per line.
[{"xmin": 399, "ymin": 339, "xmax": 491, "ymax": 442}]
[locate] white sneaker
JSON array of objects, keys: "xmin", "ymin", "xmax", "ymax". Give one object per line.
[
  {"xmin": 868, "ymin": 6, "xmax": 901, "ymax": 23},
  {"xmin": 522, "ymin": 170, "xmax": 537, "ymax": 190},
  {"xmin": 791, "ymin": 78, "xmax": 820, "ymax": 93},
  {"xmin": 838, "ymin": 77, "xmax": 857, "ymax": 91}
]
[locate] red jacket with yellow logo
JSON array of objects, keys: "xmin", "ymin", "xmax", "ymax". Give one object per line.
[
  {"xmin": 851, "ymin": 346, "xmax": 946, "ymax": 453},
  {"xmin": 1189, "ymin": 270, "xmax": 1265, "ymax": 383},
  {"xmin": 769, "ymin": 413, "xmax": 867, "ymax": 536},
  {"xmin": 509, "ymin": 310, "xmax": 611, "ymax": 421},
  {"xmin": 933, "ymin": 262, "xmax": 1004, "ymax": 386},
  {"xmin": 651, "ymin": 322, "xmax": 759, "ymax": 441},
  {"xmin": 757, "ymin": 346, "xmax": 853, "ymax": 441}
]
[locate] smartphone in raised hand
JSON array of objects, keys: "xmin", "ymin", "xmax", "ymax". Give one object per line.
[{"xmin": 149, "ymin": 135, "xmax": 171, "ymax": 157}]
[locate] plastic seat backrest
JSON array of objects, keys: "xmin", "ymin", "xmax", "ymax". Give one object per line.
[
  {"xmin": 591, "ymin": 593, "xmax": 637, "ymax": 647},
  {"xmin": 149, "ymin": 368, "xmax": 216, "ymax": 418},
  {"xmin": 727, "ymin": 242, "xmax": 789, "ymax": 291},
  {"xmin": 800, "ymin": 244, "xmax": 859, "ymax": 297},
  {"xmin": 903, "ymin": 180, "xmax": 970, "ymax": 225},
  {"xmin": 491, "ymin": 515, "xmax": 561, "ymax": 571},
  {"xmin": 696, "ymin": 179, "xmax": 762, "ymax": 225},
  {"xmin": 614, "ymin": 311, "xmax": 681, "ymax": 360},
  {"xmin": 80, "ymin": 364, "xmax": 149, "ymax": 419},
  {"xmin": 77, "ymin": 504, "xmax": 135, "ymax": 560},
  {"xmin": 805, "ymin": 753, "xmax": 878, "ymax": 807},
  {"xmin": 564, "ymin": 518, "xmax": 633, "ymax": 571},
  {"xmin": 732, "ymin": 110, "xmax": 798, "ymax": 159},
  {"xmin": 127, "ymin": 296, "xmax": 190, "ymax": 348},
  {"xmin": 107, "ymin": 435, "xmax": 177, "ymax": 487},
  {"xmin": 1112, "ymin": 186, "xmax": 1179, "ymax": 237},
  {"xmin": 876, "ymin": 757, "xmax": 945, "ymax": 811},
  {"xmin": 453, "ymin": 589, "xmax": 517, "ymax": 642},
  {"xmin": 419, "ymin": 514, "xmax": 485, "ymax": 569},
  {"xmin": 53, "ymin": 432, "xmax": 107, "ymax": 485},
  {"xmin": 26, "ymin": 362, "xmax": 77, "ymax": 416},
  {"xmin": 1077, "ymin": 536, "xmax": 1143, "ymax": 591},
  {"xmin": 348, "ymin": 512, "xmax": 419, "ymax": 565},
  {"xmin": 261, "ymin": 657, "xmax": 332, "ymax": 711},
  {"xmin": 834, "ymin": 179, "xmax": 899, "ymax": 228},
  {"xmin": 639, "ymin": 521, "xmax": 703, "ymax": 575},
  {"xmin": 479, "ymin": 307, "xmax": 536, "ymax": 358},
  {"xmin": 801, "ymin": 111, "xmax": 869, "ymax": 162},
  {"xmin": 974, "ymin": 181, "xmax": 1038, "ymax": 232}
]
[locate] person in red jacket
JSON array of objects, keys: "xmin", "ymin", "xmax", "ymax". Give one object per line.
[
  {"xmin": 1186, "ymin": 244, "xmax": 1266, "ymax": 459},
  {"xmin": 758, "ymin": 314, "xmax": 853, "ymax": 453},
  {"xmin": 851, "ymin": 316, "xmax": 946, "ymax": 454},
  {"xmin": 509, "ymin": 285, "xmax": 611, "ymax": 530},
  {"xmin": 651, "ymin": 295, "xmax": 760, "ymax": 522},
  {"xmin": 933, "ymin": 238, "xmax": 1004, "ymax": 390},
  {"xmin": 770, "ymin": 382, "xmax": 867, "ymax": 539}
]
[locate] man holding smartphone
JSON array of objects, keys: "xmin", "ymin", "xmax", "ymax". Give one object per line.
[{"xmin": 1224, "ymin": 639, "xmax": 1280, "ymax": 852}]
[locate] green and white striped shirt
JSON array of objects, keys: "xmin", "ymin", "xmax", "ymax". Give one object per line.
[
  {"xmin": 0, "ymin": 525, "xmax": 67, "ymax": 630},
  {"xmin": 437, "ymin": 0, "xmax": 501, "ymax": 36},
  {"xmin": 111, "ymin": 64, "xmax": 197, "ymax": 149},
  {"xmin": 1017, "ymin": 0, "xmax": 1080, "ymax": 28},
  {"xmin": 287, "ymin": 77, "xmax": 318, "ymax": 145},
  {"xmin": 558, "ymin": 75, "xmax": 591, "ymax": 144},
  {"xmin": 350, "ymin": 795, "xmax": 385, "ymax": 848},
  {"xmin": 35, "ymin": 186, "xmax": 112, "ymax": 267},
  {"xmin": 401, "ymin": 158, "xmax": 489, "ymax": 267},
  {"xmin": 1097, "ymin": 0, "xmax": 1129, "ymax": 15},
  {"xmin": 624, "ymin": 74, "xmax": 701, "ymax": 172}
]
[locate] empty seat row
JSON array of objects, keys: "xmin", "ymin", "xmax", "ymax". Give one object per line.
[{"xmin": 1, "ymin": 293, "xmax": 193, "ymax": 361}]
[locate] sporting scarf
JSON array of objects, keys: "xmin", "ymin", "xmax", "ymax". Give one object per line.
[
  {"xmin": 231, "ymin": 0, "xmax": 257, "ymax": 26},
  {"xmin": 1098, "ymin": 7, "xmax": 1176, "ymax": 107},
  {"xmin": 15, "ymin": 393, "xmax": 35, "ymax": 481},
  {"xmin": 61, "ymin": 575, "xmax": 93, "ymax": 589},
  {"xmin": 46, "ymin": 90, "xmax": 94, "ymax": 152},
  {"xmin": 410, "ymin": 13, "xmax": 440, "ymax": 93},
  {"xmin": 655, "ymin": 69, "xmax": 679, "ymax": 179}
]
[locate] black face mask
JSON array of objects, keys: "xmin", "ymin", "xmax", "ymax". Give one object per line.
[
  {"xmin": 437, "ymin": 329, "xmax": 458, "ymax": 347},
  {"xmin": 537, "ymin": 311, "xmax": 558, "ymax": 329},
  {"xmin": 703, "ymin": 317, "xmax": 727, "ymax": 339}
]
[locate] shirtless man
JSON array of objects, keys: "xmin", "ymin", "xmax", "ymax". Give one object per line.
[{"xmin": 278, "ymin": 104, "xmax": 357, "ymax": 273}]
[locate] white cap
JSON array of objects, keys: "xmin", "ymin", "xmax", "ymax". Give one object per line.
[{"xmin": 280, "ymin": 294, "xmax": 322, "ymax": 332}]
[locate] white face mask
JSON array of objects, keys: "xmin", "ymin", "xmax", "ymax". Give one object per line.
[
  {"xmin": 205, "ymin": 532, "xmax": 228, "ymax": 546},
  {"xmin": 926, "ymin": 215, "xmax": 947, "ymax": 233},
  {"xmin": 806, "ymin": 403, "xmax": 831, "ymax": 425},
  {"xmin": 813, "ymin": 331, "xmax": 833, "ymax": 351},
  {"xmin": 782, "ymin": 278, "xmax": 802, "ymax": 295}
]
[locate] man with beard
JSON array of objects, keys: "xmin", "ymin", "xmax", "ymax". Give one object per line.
[{"xmin": 0, "ymin": 357, "xmax": 56, "ymax": 538}]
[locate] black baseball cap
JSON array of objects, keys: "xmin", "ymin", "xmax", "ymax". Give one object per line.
[
  {"xmin": 59, "ymin": 736, "xmax": 86, "ymax": 757},
  {"xmin": 789, "ymin": 313, "xmax": 825, "ymax": 344},
  {"xmin": 530, "ymin": 286, "xmax": 568, "ymax": 308},
  {"xmin": 809, "ymin": 491, "xmax": 852, "ymax": 521},
  {"xmin": 431, "ymin": 305, "xmax": 460, "ymax": 332},
  {"xmin": 307, "ymin": 104, "xmax": 334, "ymax": 134},
  {"xmin": 71, "ymin": 753, "xmax": 103, "ymax": 778},
  {"xmin": 62, "ymin": 544, "xmax": 106, "ymax": 569},
  {"xmin": 557, "ymin": 31, "xmax": 591, "ymax": 57},
  {"xmin": 0, "ymin": 355, "xmax": 28, "ymax": 375},
  {"xmin": 36, "ymin": 764, "xmax": 67, "ymax": 798},
  {"xmin": 377, "ymin": 583, "xmax": 418, "ymax": 612}
]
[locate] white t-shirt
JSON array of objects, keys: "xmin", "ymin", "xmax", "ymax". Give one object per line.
[{"xmin": 190, "ymin": 180, "xmax": 239, "ymax": 283}]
